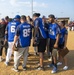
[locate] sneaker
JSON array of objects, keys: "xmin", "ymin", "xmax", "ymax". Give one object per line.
[
  {"xmin": 12, "ymin": 67, "xmax": 19, "ymax": 72},
  {"xmin": 63, "ymin": 66, "xmax": 68, "ymax": 70},
  {"xmin": 28, "ymin": 53, "xmax": 31, "ymax": 57},
  {"xmin": 57, "ymin": 62, "xmax": 62, "ymax": 66},
  {"xmin": 34, "ymin": 52, "xmax": 38, "ymax": 56},
  {"xmin": 36, "ymin": 66, "xmax": 44, "ymax": 71},
  {"xmin": 51, "ymin": 66, "xmax": 57, "ymax": 74},
  {"xmin": 4, "ymin": 62, "xmax": 9, "ymax": 66},
  {"xmin": 48, "ymin": 57, "xmax": 52, "ymax": 61},
  {"xmin": 47, "ymin": 64, "xmax": 54, "ymax": 68},
  {"xmin": 23, "ymin": 67, "xmax": 27, "ymax": 71}
]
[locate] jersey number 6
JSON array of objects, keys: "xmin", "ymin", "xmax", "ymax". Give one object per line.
[{"xmin": 11, "ymin": 26, "xmax": 16, "ymax": 33}]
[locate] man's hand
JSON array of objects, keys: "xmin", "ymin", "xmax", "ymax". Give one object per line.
[
  {"xmin": 54, "ymin": 43, "xmax": 58, "ymax": 48},
  {"xmin": 12, "ymin": 44, "xmax": 16, "ymax": 51},
  {"xmin": 63, "ymin": 46, "xmax": 66, "ymax": 49}
]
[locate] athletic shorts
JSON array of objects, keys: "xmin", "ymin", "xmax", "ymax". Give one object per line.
[
  {"xmin": 38, "ymin": 39, "xmax": 47, "ymax": 53},
  {"xmin": 49, "ymin": 38, "xmax": 56, "ymax": 53}
]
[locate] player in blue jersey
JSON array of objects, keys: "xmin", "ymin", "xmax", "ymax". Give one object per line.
[
  {"xmin": 4, "ymin": 15, "xmax": 21, "ymax": 66},
  {"xmin": 33, "ymin": 13, "xmax": 47, "ymax": 70},
  {"xmin": 57, "ymin": 20, "xmax": 68, "ymax": 70},
  {"xmin": 12, "ymin": 15, "xmax": 32, "ymax": 72},
  {"xmin": 47, "ymin": 14, "xmax": 60, "ymax": 73}
]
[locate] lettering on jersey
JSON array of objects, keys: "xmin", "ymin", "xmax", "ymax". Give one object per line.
[
  {"xmin": 23, "ymin": 28, "xmax": 30, "ymax": 37},
  {"xmin": 11, "ymin": 26, "xmax": 16, "ymax": 33},
  {"xmin": 23, "ymin": 25, "xmax": 30, "ymax": 28},
  {"xmin": 11, "ymin": 22, "xmax": 16, "ymax": 25}
]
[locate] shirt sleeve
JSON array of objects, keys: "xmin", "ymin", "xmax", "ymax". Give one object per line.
[
  {"xmin": 44, "ymin": 23, "xmax": 49, "ymax": 31},
  {"xmin": 65, "ymin": 29, "xmax": 68, "ymax": 35},
  {"xmin": 15, "ymin": 25, "xmax": 20, "ymax": 36},
  {"xmin": 56, "ymin": 26, "xmax": 61, "ymax": 34},
  {"xmin": 34, "ymin": 19, "xmax": 39, "ymax": 28}
]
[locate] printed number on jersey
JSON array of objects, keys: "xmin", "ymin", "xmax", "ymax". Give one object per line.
[
  {"xmin": 23, "ymin": 29, "xmax": 30, "ymax": 37},
  {"xmin": 11, "ymin": 26, "xmax": 16, "ymax": 33}
]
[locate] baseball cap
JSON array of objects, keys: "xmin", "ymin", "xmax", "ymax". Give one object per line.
[
  {"xmin": 14, "ymin": 15, "xmax": 20, "ymax": 19},
  {"xmin": 48, "ymin": 14, "xmax": 55, "ymax": 19},
  {"xmin": 33, "ymin": 13, "xmax": 40, "ymax": 17}
]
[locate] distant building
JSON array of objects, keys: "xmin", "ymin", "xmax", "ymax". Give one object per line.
[
  {"xmin": 46, "ymin": 17, "xmax": 70, "ymax": 25},
  {"xmin": 57, "ymin": 17, "xmax": 70, "ymax": 25}
]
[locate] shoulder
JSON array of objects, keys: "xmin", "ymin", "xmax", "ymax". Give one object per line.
[
  {"xmin": 54, "ymin": 23, "xmax": 59, "ymax": 27},
  {"xmin": 35, "ymin": 18, "xmax": 40, "ymax": 22},
  {"xmin": 25, "ymin": 22, "xmax": 31, "ymax": 26},
  {"xmin": 16, "ymin": 25, "xmax": 21, "ymax": 31},
  {"xmin": 54, "ymin": 23, "xmax": 60, "ymax": 29},
  {"xmin": 63, "ymin": 27, "xmax": 67, "ymax": 31},
  {"xmin": 8, "ymin": 22, "xmax": 11, "ymax": 25},
  {"xmin": 64, "ymin": 27, "xmax": 68, "ymax": 32},
  {"xmin": 16, "ymin": 21, "xmax": 21, "ymax": 25},
  {"xmin": 6, "ymin": 22, "xmax": 11, "ymax": 28},
  {"xmin": 62, "ymin": 27, "xmax": 68, "ymax": 34},
  {"xmin": 21, "ymin": 22, "xmax": 31, "ymax": 27},
  {"xmin": 35, "ymin": 19, "xmax": 39, "ymax": 22}
]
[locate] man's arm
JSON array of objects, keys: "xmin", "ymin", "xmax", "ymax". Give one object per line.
[
  {"xmin": 13, "ymin": 26, "xmax": 20, "ymax": 50},
  {"xmin": 33, "ymin": 20, "xmax": 39, "ymax": 42},
  {"xmin": 33, "ymin": 26, "xmax": 38, "ymax": 38},
  {"xmin": 54, "ymin": 26, "xmax": 60, "ymax": 48},
  {"xmin": 13, "ymin": 35, "xmax": 19, "ymax": 45},
  {"xmin": 64, "ymin": 30, "xmax": 68, "ymax": 48},
  {"xmin": 54, "ymin": 34, "xmax": 60, "ymax": 48},
  {"xmin": 64, "ymin": 34, "xmax": 68, "ymax": 48}
]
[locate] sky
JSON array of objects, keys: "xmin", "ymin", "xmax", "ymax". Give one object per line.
[{"xmin": 0, "ymin": 0, "xmax": 74, "ymax": 20}]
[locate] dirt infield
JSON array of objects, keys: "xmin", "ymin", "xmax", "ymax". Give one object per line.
[{"xmin": 0, "ymin": 31, "xmax": 74, "ymax": 75}]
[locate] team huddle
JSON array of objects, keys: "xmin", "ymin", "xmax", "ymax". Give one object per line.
[{"xmin": 0, "ymin": 13, "xmax": 69, "ymax": 74}]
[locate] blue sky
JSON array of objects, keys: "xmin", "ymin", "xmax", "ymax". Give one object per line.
[{"xmin": 0, "ymin": 0, "xmax": 74, "ymax": 20}]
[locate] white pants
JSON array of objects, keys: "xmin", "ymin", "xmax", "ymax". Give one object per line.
[
  {"xmin": 72, "ymin": 27, "xmax": 74, "ymax": 31},
  {"xmin": 14, "ymin": 47, "xmax": 29, "ymax": 69},
  {"xmin": 6, "ymin": 42, "xmax": 14, "ymax": 62},
  {"xmin": 68, "ymin": 27, "xmax": 70, "ymax": 31}
]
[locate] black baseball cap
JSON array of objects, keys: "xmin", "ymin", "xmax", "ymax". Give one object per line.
[
  {"xmin": 48, "ymin": 14, "xmax": 55, "ymax": 19},
  {"xmin": 33, "ymin": 13, "xmax": 40, "ymax": 17}
]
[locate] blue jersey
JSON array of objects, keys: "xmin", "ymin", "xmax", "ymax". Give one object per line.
[
  {"xmin": 34, "ymin": 18, "xmax": 47, "ymax": 39},
  {"xmin": 59, "ymin": 27, "xmax": 68, "ymax": 44},
  {"xmin": 6, "ymin": 20, "xmax": 20, "ymax": 42},
  {"xmin": 48, "ymin": 23, "xmax": 60, "ymax": 39},
  {"xmin": 15, "ymin": 22, "xmax": 32, "ymax": 47}
]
